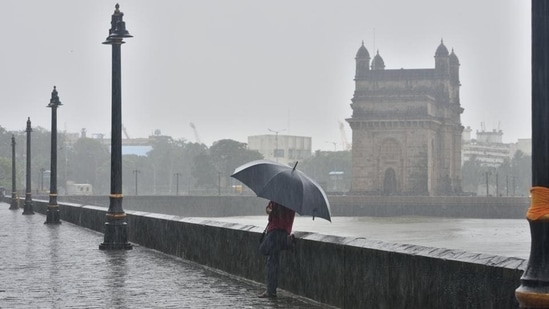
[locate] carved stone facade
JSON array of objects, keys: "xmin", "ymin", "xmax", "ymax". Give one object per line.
[{"xmin": 347, "ymin": 40, "xmax": 463, "ymax": 195}]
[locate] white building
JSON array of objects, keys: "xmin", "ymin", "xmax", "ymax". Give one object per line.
[
  {"xmin": 462, "ymin": 126, "xmax": 531, "ymax": 167},
  {"xmin": 248, "ymin": 134, "xmax": 312, "ymax": 164},
  {"xmin": 510, "ymin": 138, "xmax": 532, "ymax": 157}
]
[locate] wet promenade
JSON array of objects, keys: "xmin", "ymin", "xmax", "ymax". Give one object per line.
[{"xmin": 0, "ymin": 203, "xmax": 329, "ymax": 308}]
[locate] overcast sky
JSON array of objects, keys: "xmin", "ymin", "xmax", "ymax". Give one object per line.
[{"xmin": 0, "ymin": 1, "xmax": 530, "ymax": 150}]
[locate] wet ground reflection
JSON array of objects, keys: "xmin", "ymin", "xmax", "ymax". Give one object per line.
[{"xmin": 0, "ymin": 205, "xmax": 329, "ymax": 308}]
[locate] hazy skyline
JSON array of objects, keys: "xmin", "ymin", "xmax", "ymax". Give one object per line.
[{"xmin": 0, "ymin": 1, "xmax": 530, "ymax": 150}]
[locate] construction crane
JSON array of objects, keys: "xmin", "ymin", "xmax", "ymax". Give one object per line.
[
  {"xmin": 122, "ymin": 125, "xmax": 130, "ymax": 139},
  {"xmin": 338, "ymin": 121, "xmax": 352, "ymax": 151},
  {"xmin": 190, "ymin": 122, "xmax": 201, "ymax": 144}
]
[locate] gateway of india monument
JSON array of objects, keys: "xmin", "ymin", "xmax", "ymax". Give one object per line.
[{"xmin": 346, "ymin": 40, "xmax": 463, "ymax": 196}]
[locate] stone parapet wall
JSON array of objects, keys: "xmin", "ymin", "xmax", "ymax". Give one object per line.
[
  {"xmin": 54, "ymin": 195, "xmax": 530, "ymax": 219},
  {"xmin": 32, "ymin": 200, "xmax": 525, "ymax": 308}
]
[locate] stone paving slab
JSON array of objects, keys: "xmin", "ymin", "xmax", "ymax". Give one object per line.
[{"xmin": 0, "ymin": 204, "xmax": 332, "ymax": 308}]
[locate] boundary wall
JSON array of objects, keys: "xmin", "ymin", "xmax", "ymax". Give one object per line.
[
  {"xmin": 54, "ymin": 195, "xmax": 530, "ymax": 219},
  {"xmin": 32, "ymin": 200, "xmax": 525, "ymax": 308}
]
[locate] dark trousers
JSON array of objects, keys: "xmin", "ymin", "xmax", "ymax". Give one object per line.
[{"xmin": 259, "ymin": 229, "xmax": 289, "ymax": 295}]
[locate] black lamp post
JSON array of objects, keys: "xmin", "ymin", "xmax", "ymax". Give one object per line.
[
  {"xmin": 9, "ymin": 135, "xmax": 17, "ymax": 210},
  {"xmin": 99, "ymin": 3, "xmax": 133, "ymax": 250},
  {"xmin": 175, "ymin": 172, "xmax": 181, "ymax": 196},
  {"xmin": 484, "ymin": 171, "xmax": 491, "ymax": 196},
  {"xmin": 513, "ymin": 176, "xmax": 517, "ymax": 197},
  {"xmin": 133, "ymin": 169, "xmax": 140, "ymax": 196},
  {"xmin": 40, "ymin": 168, "xmax": 45, "ymax": 192},
  {"xmin": 218, "ymin": 171, "xmax": 221, "ymax": 196},
  {"xmin": 45, "ymin": 86, "xmax": 62, "ymax": 224},
  {"xmin": 495, "ymin": 172, "xmax": 499, "ymax": 197},
  {"xmin": 23, "ymin": 117, "xmax": 34, "ymax": 215},
  {"xmin": 506, "ymin": 175, "xmax": 509, "ymax": 197},
  {"xmin": 516, "ymin": 2, "xmax": 549, "ymax": 306}
]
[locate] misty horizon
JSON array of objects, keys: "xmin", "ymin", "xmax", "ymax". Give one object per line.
[{"xmin": 0, "ymin": 1, "xmax": 530, "ymax": 150}]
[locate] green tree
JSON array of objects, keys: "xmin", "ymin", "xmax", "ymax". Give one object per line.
[
  {"xmin": 511, "ymin": 150, "xmax": 531, "ymax": 196},
  {"xmin": 122, "ymin": 154, "xmax": 151, "ymax": 195},
  {"xmin": 299, "ymin": 150, "xmax": 352, "ymax": 192},
  {"xmin": 30, "ymin": 127, "xmax": 68, "ymax": 192},
  {"xmin": 0, "ymin": 157, "xmax": 11, "ymax": 189},
  {"xmin": 192, "ymin": 150, "xmax": 218, "ymax": 191},
  {"xmin": 67, "ymin": 137, "xmax": 110, "ymax": 194},
  {"xmin": 144, "ymin": 137, "xmax": 213, "ymax": 195},
  {"xmin": 461, "ymin": 155, "xmax": 483, "ymax": 194},
  {"xmin": 176, "ymin": 142, "xmax": 208, "ymax": 194},
  {"xmin": 5, "ymin": 133, "xmax": 25, "ymax": 192},
  {"xmin": 0, "ymin": 126, "xmax": 13, "ymax": 158},
  {"xmin": 146, "ymin": 136, "xmax": 178, "ymax": 194},
  {"xmin": 208, "ymin": 139, "xmax": 263, "ymax": 191},
  {"xmin": 461, "ymin": 152, "xmax": 531, "ymax": 196}
]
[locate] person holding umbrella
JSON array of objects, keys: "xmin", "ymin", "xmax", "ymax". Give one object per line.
[
  {"xmin": 258, "ymin": 200, "xmax": 296, "ymax": 298},
  {"xmin": 231, "ymin": 159, "xmax": 331, "ymax": 297}
]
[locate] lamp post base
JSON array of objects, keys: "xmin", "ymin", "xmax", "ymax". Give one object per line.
[
  {"xmin": 516, "ymin": 220, "xmax": 549, "ymax": 307},
  {"xmin": 9, "ymin": 197, "xmax": 18, "ymax": 210},
  {"xmin": 516, "ymin": 285, "xmax": 549, "ymax": 308},
  {"xmin": 22, "ymin": 201, "xmax": 34, "ymax": 215},
  {"xmin": 44, "ymin": 205, "xmax": 61, "ymax": 224},
  {"xmin": 99, "ymin": 219, "xmax": 133, "ymax": 250}
]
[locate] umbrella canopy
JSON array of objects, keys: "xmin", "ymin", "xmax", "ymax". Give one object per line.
[{"xmin": 231, "ymin": 159, "xmax": 331, "ymax": 222}]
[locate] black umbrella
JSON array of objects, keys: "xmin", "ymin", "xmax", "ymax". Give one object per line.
[{"xmin": 231, "ymin": 159, "xmax": 331, "ymax": 222}]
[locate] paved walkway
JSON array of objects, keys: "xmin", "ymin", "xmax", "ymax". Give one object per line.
[{"xmin": 0, "ymin": 204, "xmax": 331, "ymax": 308}]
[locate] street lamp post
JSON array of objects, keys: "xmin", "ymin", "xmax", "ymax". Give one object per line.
[
  {"xmin": 218, "ymin": 171, "xmax": 221, "ymax": 196},
  {"xmin": 495, "ymin": 172, "xmax": 499, "ymax": 197},
  {"xmin": 513, "ymin": 176, "xmax": 517, "ymax": 197},
  {"xmin": 133, "ymin": 169, "xmax": 140, "ymax": 196},
  {"xmin": 9, "ymin": 135, "xmax": 17, "ymax": 210},
  {"xmin": 23, "ymin": 117, "xmax": 34, "ymax": 215},
  {"xmin": 45, "ymin": 86, "xmax": 62, "ymax": 224},
  {"xmin": 99, "ymin": 4, "xmax": 133, "ymax": 250},
  {"xmin": 268, "ymin": 128, "xmax": 285, "ymax": 162},
  {"xmin": 516, "ymin": 2, "xmax": 549, "ymax": 306},
  {"xmin": 175, "ymin": 172, "xmax": 181, "ymax": 196},
  {"xmin": 40, "ymin": 168, "xmax": 45, "ymax": 192},
  {"xmin": 506, "ymin": 175, "xmax": 509, "ymax": 197},
  {"xmin": 484, "ymin": 171, "xmax": 491, "ymax": 196}
]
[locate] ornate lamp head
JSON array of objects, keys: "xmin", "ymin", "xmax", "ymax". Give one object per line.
[
  {"xmin": 47, "ymin": 86, "xmax": 62, "ymax": 108},
  {"xmin": 103, "ymin": 4, "xmax": 132, "ymax": 44}
]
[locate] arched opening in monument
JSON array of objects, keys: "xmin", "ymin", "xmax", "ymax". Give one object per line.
[{"xmin": 383, "ymin": 168, "xmax": 397, "ymax": 195}]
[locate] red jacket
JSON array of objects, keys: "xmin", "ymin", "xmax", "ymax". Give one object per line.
[{"xmin": 266, "ymin": 201, "xmax": 295, "ymax": 234}]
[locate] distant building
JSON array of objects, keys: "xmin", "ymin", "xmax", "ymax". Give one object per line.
[
  {"xmin": 462, "ymin": 127, "xmax": 509, "ymax": 167},
  {"xmin": 82, "ymin": 129, "xmax": 155, "ymax": 157},
  {"xmin": 347, "ymin": 40, "xmax": 463, "ymax": 196},
  {"xmin": 462, "ymin": 126, "xmax": 531, "ymax": 167},
  {"xmin": 510, "ymin": 138, "xmax": 532, "ymax": 157},
  {"xmin": 66, "ymin": 181, "xmax": 93, "ymax": 196},
  {"xmin": 121, "ymin": 145, "xmax": 153, "ymax": 156},
  {"xmin": 247, "ymin": 134, "xmax": 312, "ymax": 164}
]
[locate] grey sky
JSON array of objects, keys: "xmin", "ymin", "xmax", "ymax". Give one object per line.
[{"xmin": 0, "ymin": 1, "xmax": 530, "ymax": 150}]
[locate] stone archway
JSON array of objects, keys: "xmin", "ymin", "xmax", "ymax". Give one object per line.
[{"xmin": 383, "ymin": 168, "xmax": 397, "ymax": 195}]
